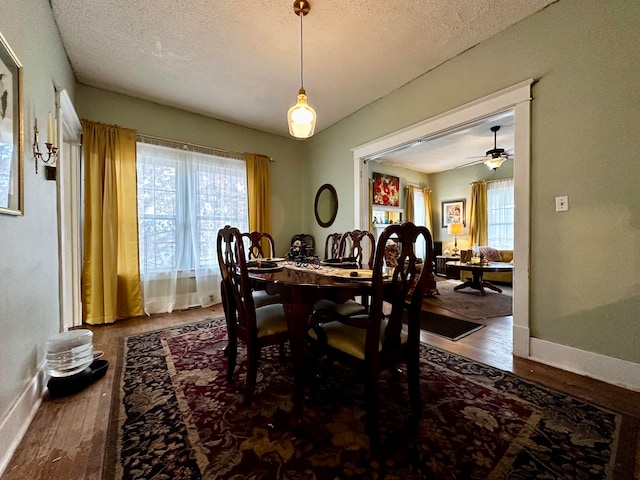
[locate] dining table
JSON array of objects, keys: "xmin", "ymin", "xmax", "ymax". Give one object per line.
[{"xmin": 247, "ymin": 260, "xmax": 373, "ymax": 428}]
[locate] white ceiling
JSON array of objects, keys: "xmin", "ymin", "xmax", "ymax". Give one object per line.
[
  {"xmin": 369, "ymin": 110, "xmax": 515, "ymax": 174},
  {"xmin": 50, "ymin": 0, "xmax": 555, "ymax": 143}
]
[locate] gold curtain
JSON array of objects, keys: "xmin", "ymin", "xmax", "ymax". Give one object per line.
[
  {"xmin": 423, "ymin": 188, "xmax": 433, "ymax": 232},
  {"xmin": 81, "ymin": 119, "xmax": 143, "ymax": 325},
  {"xmin": 245, "ymin": 153, "xmax": 273, "ymax": 256},
  {"xmin": 405, "ymin": 185, "xmax": 415, "ymax": 223},
  {"xmin": 469, "ymin": 181, "xmax": 488, "ymax": 246}
]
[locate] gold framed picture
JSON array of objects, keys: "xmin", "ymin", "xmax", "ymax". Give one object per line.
[{"xmin": 0, "ymin": 31, "xmax": 24, "ymax": 216}]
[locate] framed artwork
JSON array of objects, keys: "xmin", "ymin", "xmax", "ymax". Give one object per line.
[
  {"xmin": 442, "ymin": 199, "xmax": 465, "ymax": 228},
  {"xmin": 0, "ymin": 31, "xmax": 23, "ymax": 216},
  {"xmin": 372, "ymin": 172, "xmax": 400, "ymax": 207}
]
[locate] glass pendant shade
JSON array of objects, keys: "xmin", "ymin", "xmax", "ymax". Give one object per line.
[
  {"xmin": 484, "ymin": 156, "xmax": 506, "ymax": 170},
  {"xmin": 287, "ymin": 88, "xmax": 316, "ymax": 138}
]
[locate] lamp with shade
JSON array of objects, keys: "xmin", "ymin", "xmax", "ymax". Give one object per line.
[{"xmin": 447, "ymin": 223, "xmax": 464, "ymax": 256}]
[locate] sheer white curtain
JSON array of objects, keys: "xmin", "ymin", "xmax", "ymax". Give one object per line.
[
  {"xmin": 137, "ymin": 142, "xmax": 248, "ymax": 314},
  {"xmin": 412, "ymin": 188, "xmax": 426, "ymax": 260},
  {"xmin": 487, "ymin": 178, "xmax": 514, "ymax": 249}
]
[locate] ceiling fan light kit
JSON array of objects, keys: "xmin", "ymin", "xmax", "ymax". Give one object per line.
[
  {"xmin": 483, "ymin": 125, "xmax": 509, "ymax": 170},
  {"xmin": 287, "ymin": 0, "xmax": 317, "ymax": 139}
]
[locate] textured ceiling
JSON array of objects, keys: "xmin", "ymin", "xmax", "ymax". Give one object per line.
[{"xmin": 51, "ymin": 0, "xmax": 555, "ymax": 142}]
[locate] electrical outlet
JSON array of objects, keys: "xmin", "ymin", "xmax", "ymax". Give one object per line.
[{"xmin": 555, "ymin": 195, "xmax": 569, "ymax": 212}]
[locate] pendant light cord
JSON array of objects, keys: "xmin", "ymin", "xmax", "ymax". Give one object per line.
[{"xmin": 299, "ymin": 9, "xmax": 304, "ymax": 89}]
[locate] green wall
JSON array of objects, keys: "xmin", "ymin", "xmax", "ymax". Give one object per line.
[
  {"xmin": 304, "ymin": 0, "xmax": 640, "ymax": 363},
  {"xmin": 0, "ymin": 0, "xmax": 77, "ymax": 421}
]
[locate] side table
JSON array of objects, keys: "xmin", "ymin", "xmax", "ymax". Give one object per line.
[{"xmin": 435, "ymin": 255, "xmax": 459, "ymax": 278}]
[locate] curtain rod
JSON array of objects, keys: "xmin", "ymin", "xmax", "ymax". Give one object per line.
[
  {"xmin": 137, "ymin": 133, "xmax": 275, "ymax": 161},
  {"xmin": 469, "ymin": 178, "xmax": 513, "ymax": 185}
]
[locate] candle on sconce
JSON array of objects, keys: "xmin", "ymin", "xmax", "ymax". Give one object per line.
[{"xmin": 47, "ymin": 112, "xmax": 53, "ymax": 145}]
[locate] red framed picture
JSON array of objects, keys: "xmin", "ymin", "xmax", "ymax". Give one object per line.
[{"xmin": 372, "ymin": 173, "xmax": 400, "ymax": 207}]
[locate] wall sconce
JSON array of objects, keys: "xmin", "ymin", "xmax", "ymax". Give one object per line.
[{"xmin": 33, "ymin": 113, "xmax": 58, "ymax": 178}]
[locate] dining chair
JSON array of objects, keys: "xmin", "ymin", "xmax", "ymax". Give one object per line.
[
  {"xmin": 307, "ymin": 222, "xmax": 435, "ymax": 450},
  {"xmin": 217, "ymin": 225, "xmax": 289, "ymax": 405},
  {"xmin": 313, "ymin": 229, "xmax": 376, "ymax": 318},
  {"xmin": 242, "ymin": 231, "xmax": 276, "ymax": 259},
  {"xmin": 339, "ymin": 229, "xmax": 376, "ymax": 268},
  {"xmin": 323, "ymin": 232, "xmax": 343, "ymax": 260},
  {"xmin": 241, "ymin": 231, "xmax": 282, "ymax": 308}
]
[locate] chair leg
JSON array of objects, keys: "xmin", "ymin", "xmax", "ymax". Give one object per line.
[
  {"xmin": 364, "ymin": 366, "xmax": 381, "ymax": 451},
  {"xmin": 243, "ymin": 344, "xmax": 259, "ymax": 406},
  {"xmin": 226, "ymin": 334, "xmax": 238, "ymax": 383},
  {"xmin": 407, "ymin": 348, "xmax": 422, "ymax": 419}
]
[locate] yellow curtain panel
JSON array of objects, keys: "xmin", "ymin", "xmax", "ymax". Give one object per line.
[
  {"xmin": 245, "ymin": 153, "xmax": 273, "ymax": 256},
  {"xmin": 405, "ymin": 185, "xmax": 415, "ymax": 223},
  {"xmin": 423, "ymin": 188, "xmax": 433, "ymax": 233},
  {"xmin": 81, "ymin": 119, "xmax": 143, "ymax": 324},
  {"xmin": 469, "ymin": 181, "xmax": 488, "ymax": 246}
]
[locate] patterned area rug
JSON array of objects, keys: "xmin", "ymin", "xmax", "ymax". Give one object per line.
[
  {"xmin": 425, "ymin": 278, "xmax": 513, "ymax": 319},
  {"xmin": 106, "ymin": 318, "xmax": 624, "ymax": 479}
]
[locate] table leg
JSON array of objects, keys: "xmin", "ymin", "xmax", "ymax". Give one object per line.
[
  {"xmin": 282, "ymin": 301, "xmax": 313, "ymax": 431},
  {"xmin": 453, "ymin": 270, "xmax": 503, "ymax": 295}
]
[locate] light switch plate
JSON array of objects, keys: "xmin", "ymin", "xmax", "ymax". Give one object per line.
[{"xmin": 555, "ymin": 195, "xmax": 569, "ymax": 212}]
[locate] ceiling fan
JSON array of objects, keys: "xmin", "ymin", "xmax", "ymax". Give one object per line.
[{"xmin": 458, "ymin": 125, "xmax": 513, "ymax": 170}]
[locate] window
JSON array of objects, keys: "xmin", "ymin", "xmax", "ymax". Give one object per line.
[
  {"xmin": 137, "ymin": 142, "xmax": 248, "ymax": 273},
  {"xmin": 136, "ymin": 141, "xmax": 248, "ymax": 315},
  {"xmin": 487, "ymin": 178, "xmax": 514, "ymax": 249}
]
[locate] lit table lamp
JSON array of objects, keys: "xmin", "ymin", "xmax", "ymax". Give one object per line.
[{"xmin": 447, "ymin": 223, "xmax": 464, "ymax": 256}]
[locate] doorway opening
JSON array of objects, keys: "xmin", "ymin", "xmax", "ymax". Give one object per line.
[{"xmin": 352, "ymin": 80, "xmax": 532, "ymax": 357}]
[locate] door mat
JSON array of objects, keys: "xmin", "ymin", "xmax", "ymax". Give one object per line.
[{"xmin": 420, "ymin": 311, "xmax": 485, "ymax": 341}]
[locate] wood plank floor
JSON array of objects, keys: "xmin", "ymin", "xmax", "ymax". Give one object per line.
[{"xmin": 3, "ymin": 303, "xmax": 639, "ymax": 479}]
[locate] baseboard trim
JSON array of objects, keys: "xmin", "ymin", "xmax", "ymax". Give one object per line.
[
  {"xmin": 0, "ymin": 366, "xmax": 46, "ymax": 477},
  {"xmin": 529, "ymin": 338, "xmax": 640, "ymax": 393}
]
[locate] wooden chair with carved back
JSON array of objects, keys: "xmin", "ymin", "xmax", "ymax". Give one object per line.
[
  {"xmin": 241, "ymin": 231, "xmax": 283, "ymax": 308},
  {"xmin": 217, "ymin": 225, "xmax": 289, "ymax": 405},
  {"xmin": 307, "ymin": 222, "xmax": 435, "ymax": 450},
  {"xmin": 323, "ymin": 232, "xmax": 344, "ymax": 260}
]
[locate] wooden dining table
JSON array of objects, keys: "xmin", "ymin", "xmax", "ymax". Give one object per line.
[{"xmin": 247, "ymin": 263, "xmax": 372, "ymax": 427}]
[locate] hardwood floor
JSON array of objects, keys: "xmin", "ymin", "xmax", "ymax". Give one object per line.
[{"xmin": 3, "ymin": 303, "xmax": 639, "ymax": 479}]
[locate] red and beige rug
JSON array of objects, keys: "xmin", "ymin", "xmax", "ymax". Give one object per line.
[{"xmin": 105, "ymin": 317, "xmax": 626, "ymax": 479}]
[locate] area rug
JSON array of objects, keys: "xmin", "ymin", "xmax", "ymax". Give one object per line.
[
  {"xmin": 420, "ymin": 311, "xmax": 485, "ymax": 341},
  {"xmin": 425, "ymin": 278, "xmax": 513, "ymax": 319},
  {"xmin": 105, "ymin": 318, "xmax": 626, "ymax": 480}
]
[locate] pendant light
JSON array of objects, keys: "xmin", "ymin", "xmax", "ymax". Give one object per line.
[{"xmin": 287, "ymin": 0, "xmax": 316, "ymax": 139}]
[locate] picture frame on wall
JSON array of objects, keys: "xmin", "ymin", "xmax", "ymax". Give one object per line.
[
  {"xmin": 442, "ymin": 199, "xmax": 465, "ymax": 228},
  {"xmin": 372, "ymin": 172, "xmax": 400, "ymax": 207},
  {"xmin": 0, "ymin": 31, "xmax": 24, "ymax": 216}
]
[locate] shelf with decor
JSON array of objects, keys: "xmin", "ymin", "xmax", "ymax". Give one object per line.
[
  {"xmin": 372, "ymin": 207, "xmax": 403, "ymax": 225},
  {"xmin": 371, "ymin": 207, "xmax": 404, "ymax": 240}
]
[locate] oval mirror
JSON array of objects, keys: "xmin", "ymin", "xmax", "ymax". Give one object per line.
[{"xmin": 314, "ymin": 184, "xmax": 338, "ymax": 228}]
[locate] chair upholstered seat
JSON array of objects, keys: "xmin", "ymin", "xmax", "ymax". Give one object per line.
[
  {"xmin": 308, "ymin": 318, "xmax": 407, "ymax": 360},
  {"xmin": 252, "ymin": 290, "xmax": 283, "ymax": 309},
  {"xmin": 255, "ymin": 303, "xmax": 288, "ymax": 338},
  {"xmin": 313, "ymin": 298, "xmax": 366, "ymax": 318}
]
